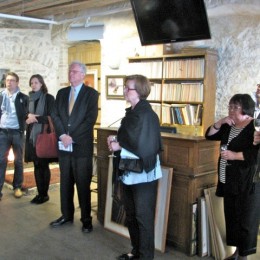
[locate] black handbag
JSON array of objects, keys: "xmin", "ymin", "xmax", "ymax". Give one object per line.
[{"xmin": 119, "ymin": 158, "xmax": 143, "ymax": 173}]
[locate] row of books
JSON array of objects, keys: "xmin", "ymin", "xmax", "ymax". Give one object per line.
[
  {"xmin": 147, "ymin": 82, "xmax": 162, "ymax": 101},
  {"xmin": 162, "ymin": 83, "xmax": 203, "ymax": 102},
  {"xmin": 128, "ymin": 61, "xmax": 162, "ymax": 78},
  {"xmin": 158, "ymin": 103, "xmax": 203, "ymax": 125},
  {"xmin": 164, "ymin": 58, "xmax": 205, "ymax": 78},
  {"xmin": 147, "ymin": 82, "xmax": 203, "ymax": 102}
]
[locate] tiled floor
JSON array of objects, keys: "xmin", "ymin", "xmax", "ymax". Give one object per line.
[{"xmin": 0, "ymin": 182, "xmax": 259, "ymax": 260}]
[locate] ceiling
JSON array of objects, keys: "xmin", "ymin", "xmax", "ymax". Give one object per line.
[
  {"xmin": 0, "ymin": 0, "xmax": 130, "ymax": 27},
  {"xmin": 0, "ymin": 0, "xmax": 259, "ymax": 29}
]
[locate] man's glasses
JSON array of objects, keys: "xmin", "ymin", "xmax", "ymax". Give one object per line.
[{"xmin": 6, "ymin": 79, "xmax": 16, "ymax": 82}]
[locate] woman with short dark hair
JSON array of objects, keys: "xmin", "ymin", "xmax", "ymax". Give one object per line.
[{"xmin": 205, "ymin": 93, "xmax": 260, "ymax": 260}]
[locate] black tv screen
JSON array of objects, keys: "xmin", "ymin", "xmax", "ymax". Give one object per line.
[{"xmin": 130, "ymin": 0, "xmax": 211, "ymax": 45}]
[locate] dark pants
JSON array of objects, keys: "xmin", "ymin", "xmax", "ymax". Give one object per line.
[
  {"xmin": 59, "ymin": 155, "xmax": 93, "ymax": 223},
  {"xmin": 122, "ymin": 180, "xmax": 158, "ymax": 260},
  {"xmin": 33, "ymin": 159, "xmax": 51, "ymax": 197},
  {"xmin": 0, "ymin": 129, "xmax": 24, "ymax": 196},
  {"xmin": 224, "ymin": 182, "xmax": 260, "ymax": 256}
]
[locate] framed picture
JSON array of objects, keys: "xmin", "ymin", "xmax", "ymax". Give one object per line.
[
  {"xmin": 104, "ymin": 156, "xmax": 173, "ymax": 253},
  {"xmin": 84, "ymin": 69, "xmax": 98, "ymax": 91},
  {"xmin": 106, "ymin": 75, "xmax": 125, "ymax": 99},
  {"xmin": 0, "ymin": 69, "xmax": 9, "ymax": 89}
]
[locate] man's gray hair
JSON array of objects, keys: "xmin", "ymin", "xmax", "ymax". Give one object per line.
[{"xmin": 69, "ymin": 61, "xmax": 86, "ymax": 74}]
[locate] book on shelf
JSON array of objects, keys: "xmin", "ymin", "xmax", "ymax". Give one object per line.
[
  {"xmin": 170, "ymin": 104, "xmax": 185, "ymax": 125},
  {"xmin": 129, "ymin": 61, "xmax": 162, "ymax": 78},
  {"xmin": 150, "ymin": 103, "xmax": 161, "ymax": 120},
  {"xmin": 147, "ymin": 82, "xmax": 161, "ymax": 101},
  {"xmin": 194, "ymin": 104, "xmax": 203, "ymax": 124},
  {"xmin": 161, "ymin": 104, "xmax": 172, "ymax": 124},
  {"xmin": 168, "ymin": 104, "xmax": 202, "ymax": 126}
]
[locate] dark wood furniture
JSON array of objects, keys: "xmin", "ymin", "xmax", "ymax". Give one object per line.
[{"xmin": 96, "ymin": 127, "xmax": 219, "ymax": 254}]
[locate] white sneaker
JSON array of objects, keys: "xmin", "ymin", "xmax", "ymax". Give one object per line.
[{"xmin": 14, "ymin": 188, "xmax": 23, "ymax": 198}]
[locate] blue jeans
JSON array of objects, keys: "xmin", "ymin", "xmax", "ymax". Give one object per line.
[{"xmin": 0, "ymin": 129, "xmax": 24, "ymax": 196}]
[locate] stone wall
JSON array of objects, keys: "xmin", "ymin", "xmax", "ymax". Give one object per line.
[
  {"xmin": 0, "ymin": 6, "xmax": 259, "ymax": 126},
  {"xmin": 0, "ymin": 28, "xmax": 65, "ymax": 97}
]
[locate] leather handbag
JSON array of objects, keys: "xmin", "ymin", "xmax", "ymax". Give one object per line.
[
  {"xmin": 119, "ymin": 158, "xmax": 143, "ymax": 173},
  {"xmin": 36, "ymin": 116, "xmax": 58, "ymax": 158}
]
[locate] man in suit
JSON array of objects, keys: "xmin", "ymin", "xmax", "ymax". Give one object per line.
[
  {"xmin": 50, "ymin": 61, "xmax": 99, "ymax": 233},
  {"xmin": 0, "ymin": 72, "xmax": 29, "ymax": 200}
]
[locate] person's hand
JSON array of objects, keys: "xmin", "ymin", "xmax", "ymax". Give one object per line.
[
  {"xmin": 107, "ymin": 135, "xmax": 120, "ymax": 152},
  {"xmin": 110, "ymin": 141, "xmax": 121, "ymax": 152},
  {"xmin": 220, "ymin": 116, "xmax": 235, "ymax": 127},
  {"xmin": 221, "ymin": 150, "xmax": 235, "ymax": 161},
  {"xmin": 253, "ymin": 131, "xmax": 260, "ymax": 145},
  {"xmin": 26, "ymin": 113, "xmax": 39, "ymax": 124},
  {"xmin": 60, "ymin": 134, "xmax": 73, "ymax": 148}
]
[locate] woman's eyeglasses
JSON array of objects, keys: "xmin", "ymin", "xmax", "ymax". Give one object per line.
[
  {"xmin": 124, "ymin": 86, "xmax": 136, "ymax": 92},
  {"xmin": 228, "ymin": 105, "xmax": 241, "ymax": 111}
]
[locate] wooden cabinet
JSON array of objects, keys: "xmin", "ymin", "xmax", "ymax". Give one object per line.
[
  {"xmin": 128, "ymin": 49, "xmax": 217, "ymax": 136},
  {"xmin": 96, "ymin": 127, "xmax": 219, "ymax": 254}
]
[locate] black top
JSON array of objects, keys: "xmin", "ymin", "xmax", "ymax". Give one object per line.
[{"xmin": 205, "ymin": 121, "xmax": 259, "ymax": 196}]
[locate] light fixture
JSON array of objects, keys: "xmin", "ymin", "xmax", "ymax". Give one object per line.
[{"xmin": 0, "ymin": 13, "xmax": 58, "ymax": 25}]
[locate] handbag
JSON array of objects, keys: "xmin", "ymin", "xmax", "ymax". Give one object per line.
[
  {"xmin": 36, "ymin": 116, "xmax": 58, "ymax": 158},
  {"xmin": 119, "ymin": 158, "xmax": 143, "ymax": 173}
]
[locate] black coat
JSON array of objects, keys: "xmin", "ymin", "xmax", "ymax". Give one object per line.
[
  {"xmin": 51, "ymin": 84, "xmax": 99, "ymax": 158},
  {"xmin": 24, "ymin": 93, "xmax": 56, "ymax": 162}
]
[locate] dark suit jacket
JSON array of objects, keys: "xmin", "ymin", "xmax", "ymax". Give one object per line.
[
  {"xmin": 52, "ymin": 84, "xmax": 99, "ymax": 157},
  {"xmin": 0, "ymin": 90, "xmax": 29, "ymax": 132}
]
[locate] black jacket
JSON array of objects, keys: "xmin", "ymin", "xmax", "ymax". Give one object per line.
[
  {"xmin": 0, "ymin": 91, "xmax": 29, "ymax": 132},
  {"xmin": 117, "ymin": 99, "xmax": 163, "ymax": 173},
  {"xmin": 205, "ymin": 121, "xmax": 259, "ymax": 196}
]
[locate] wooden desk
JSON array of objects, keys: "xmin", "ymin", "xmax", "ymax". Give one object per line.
[{"xmin": 96, "ymin": 127, "xmax": 219, "ymax": 254}]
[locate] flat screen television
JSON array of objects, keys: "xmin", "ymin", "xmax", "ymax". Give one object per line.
[{"xmin": 130, "ymin": 0, "xmax": 211, "ymax": 46}]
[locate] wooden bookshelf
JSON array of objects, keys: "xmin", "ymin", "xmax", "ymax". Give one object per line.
[{"xmin": 128, "ymin": 49, "xmax": 217, "ymax": 136}]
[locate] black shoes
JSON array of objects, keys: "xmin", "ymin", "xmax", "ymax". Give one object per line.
[
  {"xmin": 50, "ymin": 216, "xmax": 73, "ymax": 227},
  {"xmin": 82, "ymin": 222, "xmax": 93, "ymax": 233},
  {"xmin": 50, "ymin": 216, "xmax": 93, "ymax": 232},
  {"xmin": 118, "ymin": 253, "xmax": 140, "ymax": 260},
  {"xmin": 31, "ymin": 195, "xmax": 49, "ymax": 204},
  {"xmin": 31, "ymin": 195, "xmax": 40, "ymax": 203}
]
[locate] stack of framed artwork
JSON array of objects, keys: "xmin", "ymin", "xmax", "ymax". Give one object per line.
[{"xmin": 104, "ymin": 155, "xmax": 173, "ymax": 253}]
